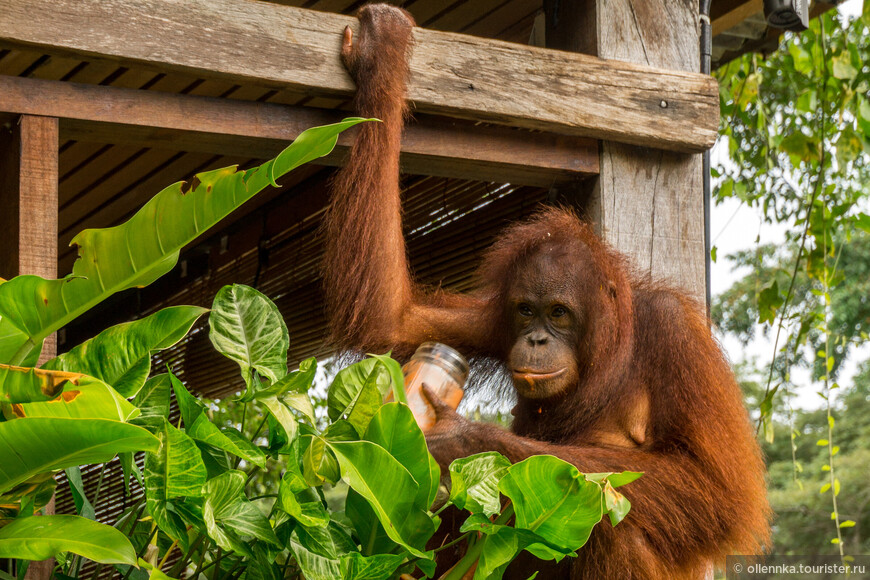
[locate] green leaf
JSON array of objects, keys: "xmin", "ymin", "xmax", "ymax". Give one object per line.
[
  {"xmin": 365, "ymin": 403, "xmax": 438, "ymax": 510},
  {"xmin": 327, "ymin": 440, "xmax": 434, "ymax": 558},
  {"xmin": 328, "ymin": 358, "xmax": 391, "ymax": 434},
  {"xmin": 141, "ymin": 417, "xmax": 205, "ymax": 545},
  {"xmin": 854, "ymin": 212, "xmax": 870, "ymax": 234},
  {"xmin": 303, "ymin": 437, "xmax": 340, "ymax": 486},
  {"xmin": 133, "ymin": 374, "xmax": 172, "ymax": 419},
  {"xmin": 65, "ymin": 466, "xmax": 95, "ymax": 519},
  {"xmin": 345, "ymin": 490, "xmax": 394, "ymax": 557},
  {"xmin": 0, "ymin": 515, "xmax": 136, "ymax": 564},
  {"xmin": 0, "ymin": 418, "xmax": 158, "ymax": 494},
  {"xmin": 832, "ymin": 53, "xmax": 858, "ymax": 79},
  {"xmin": 209, "ymin": 284, "xmax": 288, "ymax": 394},
  {"xmin": 289, "ymin": 530, "xmax": 341, "ymax": 580},
  {"xmin": 295, "ymin": 521, "xmax": 356, "ymax": 559},
  {"xmin": 583, "ymin": 471, "xmax": 643, "ymax": 488},
  {"xmin": 499, "ymin": 455, "xmax": 609, "ymax": 551},
  {"xmin": 449, "ymin": 452, "xmax": 511, "ymax": 516},
  {"xmin": 138, "ymin": 559, "xmax": 177, "ymax": 580},
  {"xmin": 0, "ymin": 364, "xmax": 83, "ymax": 404},
  {"xmin": 42, "ymin": 306, "xmax": 206, "ymax": 397},
  {"xmin": 757, "ymin": 280, "xmax": 784, "ymax": 325},
  {"xmin": 840, "ymin": 520, "xmax": 856, "ymax": 528},
  {"xmin": 5, "ymin": 377, "xmax": 139, "ymax": 422},
  {"xmin": 277, "ymin": 477, "xmax": 329, "ymax": 528},
  {"xmin": 0, "ymin": 118, "xmax": 368, "ymax": 367},
  {"xmin": 167, "ymin": 371, "xmax": 266, "ymax": 468},
  {"xmin": 340, "ymin": 552, "xmax": 406, "ymax": 580},
  {"xmin": 202, "ymin": 470, "xmax": 280, "ymax": 556},
  {"xmin": 365, "ymin": 353, "xmax": 407, "ymax": 406}
]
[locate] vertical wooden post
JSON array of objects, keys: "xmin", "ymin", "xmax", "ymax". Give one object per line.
[
  {"xmin": 545, "ymin": 0, "xmax": 707, "ymax": 303},
  {"xmin": 0, "ymin": 114, "xmax": 59, "ymax": 361},
  {"xmin": 0, "ymin": 114, "xmax": 58, "ymax": 580}
]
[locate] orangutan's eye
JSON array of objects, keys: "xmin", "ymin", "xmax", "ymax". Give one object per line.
[
  {"xmin": 518, "ymin": 304, "xmax": 533, "ymax": 317},
  {"xmin": 551, "ymin": 305, "xmax": 568, "ymax": 318}
]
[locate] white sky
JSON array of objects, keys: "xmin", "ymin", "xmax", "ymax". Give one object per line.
[{"xmin": 710, "ymin": 0, "xmax": 867, "ymax": 411}]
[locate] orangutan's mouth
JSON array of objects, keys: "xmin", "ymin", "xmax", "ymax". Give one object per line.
[{"xmin": 511, "ymin": 368, "xmax": 567, "ymax": 382}]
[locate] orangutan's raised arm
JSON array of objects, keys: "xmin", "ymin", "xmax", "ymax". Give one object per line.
[{"xmin": 323, "ymin": 6, "xmax": 492, "ymax": 357}]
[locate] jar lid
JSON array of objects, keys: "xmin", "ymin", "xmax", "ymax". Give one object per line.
[{"xmin": 414, "ymin": 342, "xmax": 469, "ymax": 381}]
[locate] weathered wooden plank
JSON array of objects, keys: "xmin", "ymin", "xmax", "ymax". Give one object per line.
[
  {"xmin": 0, "ymin": 115, "xmax": 59, "ymax": 358},
  {"xmin": 0, "ymin": 75, "xmax": 597, "ymax": 186},
  {"xmin": 545, "ymin": 0, "xmax": 707, "ymax": 303},
  {"xmin": 0, "ymin": 0, "xmax": 719, "ymax": 152}
]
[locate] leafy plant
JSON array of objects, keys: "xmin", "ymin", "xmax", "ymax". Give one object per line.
[
  {"xmin": 0, "ymin": 119, "xmax": 367, "ymax": 571},
  {"xmin": 0, "ymin": 116, "xmax": 639, "ymax": 578}
]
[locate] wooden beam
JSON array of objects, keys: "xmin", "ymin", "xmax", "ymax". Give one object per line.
[
  {"xmin": 546, "ymin": 0, "xmax": 706, "ymax": 303},
  {"xmin": 0, "ymin": 0, "xmax": 719, "ymax": 153},
  {"xmin": 712, "ymin": 0, "xmax": 762, "ymax": 36},
  {"xmin": 0, "ymin": 75, "xmax": 597, "ymax": 187}
]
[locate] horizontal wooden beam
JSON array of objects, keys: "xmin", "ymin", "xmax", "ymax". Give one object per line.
[
  {"xmin": 0, "ymin": 75, "xmax": 597, "ymax": 187},
  {"xmin": 0, "ymin": 0, "xmax": 719, "ymax": 152}
]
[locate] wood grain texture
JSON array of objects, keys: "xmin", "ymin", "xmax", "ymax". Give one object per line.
[
  {"xmin": 0, "ymin": 114, "xmax": 58, "ymax": 361},
  {"xmin": 549, "ymin": 0, "xmax": 706, "ymax": 303},
  {"xmin": 0, "ymin": 0, "xmax": 719, "ymax": 152},
  {"xmin": 0, "ymin": 75, "xmax": 597, "ymax": 186}
]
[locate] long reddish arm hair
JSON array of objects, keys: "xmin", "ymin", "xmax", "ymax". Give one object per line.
[{"xmin": 323, "ymin": 6, "xmax": 492, "ymax": 358}]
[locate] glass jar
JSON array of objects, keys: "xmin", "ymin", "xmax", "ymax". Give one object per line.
[{"xmin": 401, "ymin": 342, "xmax": 469, "ymax": 432}]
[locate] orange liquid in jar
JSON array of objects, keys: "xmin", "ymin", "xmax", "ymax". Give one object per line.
[{"xmin": 398, "ymin": 342, "xmax": 468, "ymax": 432}]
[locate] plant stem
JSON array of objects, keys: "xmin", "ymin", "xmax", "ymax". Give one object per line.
[{"xmin": 440, "ymin": 535, "xmax": 484, "ymax": 580}]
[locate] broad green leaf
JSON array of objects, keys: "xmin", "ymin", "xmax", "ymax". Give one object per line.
[
  {"xmin": 365, "ymin": 403, "xmax": 438, "ymax": 510},
  {"xmin": 0, "ymin": 515, "xmax": 136, "ymax": 564},
  {"xmin": 133, "ymin": 374, "xmax": 172, "ymax": 419},
  {"xmin": 345, "ymin": 489, "xmax": 394, "ymax": 557},
  {"xmin": 0, "ymin": 364, "xmax": 82, "ymax": 404},
  {"xmin": 0, "ymin": 118, "xmax": 369, "ymax": 367},
  {"xmin": 289, "ymin": 530, "xmax": 341, "ymax": 580},
  {"xmin": 328, "ymin": 358, "xmax": 390, "ymax": 434},
  {"xmin": 449, "ymin": 452, "xmax": 511, "ymax": 516},
  {"xmin": 304, "ymin": 437, "xmax": 340, "ymax": 486},
  {"xmin": 168, "ymin": 371, "xmax": 266, "ymax": 468},
  {"xmin": 499, "ymin": 455, "xmax": 607, "ymax": 551},
  {"xmin": 42, "ymin": 306, "xmax": 206, "ymax": 397},
  {"xmin": 328, "ymin": 440, "xmax": 434, "ymax": 558},
  {"xmin": 295, "ymin": 521, "xmax": 356, "ymax": 559},
  {"xmin": 4, "ymin": 377, "xmax": 139, "ymax": 422},
  {"xmin": 141, "ymin": 416, "xmax": 204, "ymax": 545},
  {"xmin": 278, "ymin": 476, "xmax": 329, "ymax": 528},
  {"xmin": 0, "ymin": 472, "xmax": 56, "ymax": 512},
  {"xmin": 0, "ymin": 418, "xmax": 158, "ymax": 494},
  {"xmin": 365, "ymin": 353, "xmax": 407, "ymax": 405},
  {"xmin": 261, "ymin": 397, "xmax": 299, "ymax": 450},
  {"xmin": 459, "ymin": 515, "xmax": 571, "ymax": 580},
  {"xmin": 202, "ymin": 470, "xmax": 280, "ymax": 556},
  {"xmin": 340, "ymin": 552, "xmax": 406, "ymax": 580},
  {"xmin": 252, "ymin": 358, "xmax": 318, "ymax": 424},
  {"xmin": 209, "ymin": 284, "xmax": 288, "ymax": 394}
]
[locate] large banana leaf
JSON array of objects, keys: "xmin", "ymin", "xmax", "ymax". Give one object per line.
[
  {"xmin": 0, "ymin": 515, "xmax": 136, "ymax": 564},
  {"xmin": 3, "ymin": 377, "xmax": 139, "ymax": 422},
  {"xmin": 42, "ymin": 305, "xmax": 207, "ymax": 397},
  {"xmin": 0, "ymin": 418, "xmax": 158, "ymax": 494},
  {"xmin": 0, "ymin": 364, "xmax": 83, "ymax": 404},
  {"xmin": 0, "ymin": 119, "xmax": 370, "ymax": 366}
]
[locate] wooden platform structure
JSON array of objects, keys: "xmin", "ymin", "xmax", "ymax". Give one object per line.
[{"xmin": 0, "ymin": 2, "xmax": 788, "ymax": 572}]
